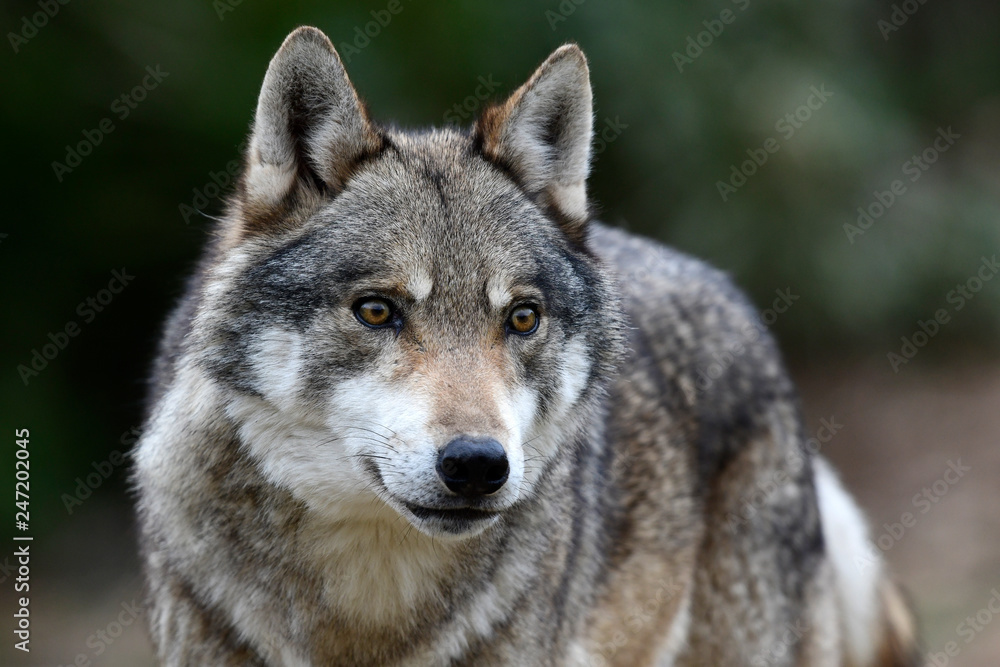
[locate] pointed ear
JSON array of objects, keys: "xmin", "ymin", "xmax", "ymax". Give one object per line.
[
  {"xmin": 240, "ymin": 26, "xmax": 382, "ymax": 234},
  {"xmin": 476, "ymin": 44, "xmax": 593, "ymax": 241}
]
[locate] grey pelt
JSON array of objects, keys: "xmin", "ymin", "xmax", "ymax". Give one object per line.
[{"xmin": 134, "ymin": 26, "xmax": 918, "ymax": 666}]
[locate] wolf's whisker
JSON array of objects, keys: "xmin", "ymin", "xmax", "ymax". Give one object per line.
[{"xmin": 344, "ymin": 424, "xmax": 396, "ymax": 439}]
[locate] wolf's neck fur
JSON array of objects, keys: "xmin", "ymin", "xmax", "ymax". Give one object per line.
[{"xmin": 297, "ymin": 510, "xmax": 469, "ymax": 626}]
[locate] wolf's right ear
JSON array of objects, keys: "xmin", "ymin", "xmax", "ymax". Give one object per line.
[{"xmin": 239, "ymin": 26, "xmax": 381, "ymax": 236}]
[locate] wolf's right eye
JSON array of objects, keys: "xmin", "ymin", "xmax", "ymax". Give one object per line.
[{"xmin": 354, "ymin": 299, "xmax": 394, "ymax": 328}]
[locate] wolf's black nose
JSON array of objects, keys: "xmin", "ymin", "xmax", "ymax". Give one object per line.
[{"xmin": 437, "ymin": 438, "xmax": 509, "ymax": 497}]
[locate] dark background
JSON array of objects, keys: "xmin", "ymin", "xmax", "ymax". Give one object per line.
[{"xmin": 1, "ymin": 1, "xmax": 998, "ymax": 664}]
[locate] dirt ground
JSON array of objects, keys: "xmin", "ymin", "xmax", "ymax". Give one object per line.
[
  {"xmin": 5, "ymin": 357, "xmax": 999, "ymax": 666},
  {"xmin": 794, "ymin": 355, "xmax": 1000, "ymax": 666}
]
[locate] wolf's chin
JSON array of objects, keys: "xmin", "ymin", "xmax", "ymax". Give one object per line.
[{"xmin": 400, "ymin": 506, "xmax": 502, "ymax": 539}]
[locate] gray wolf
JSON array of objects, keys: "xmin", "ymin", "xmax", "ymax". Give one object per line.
[{"xmin": 134, "ymin": 26, "xmax": 918, "ymax": 666}]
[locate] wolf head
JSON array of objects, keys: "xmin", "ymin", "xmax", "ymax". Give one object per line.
[{"xmin": 192, "ymin": 27, "xmax": 624, "ymax": 538}]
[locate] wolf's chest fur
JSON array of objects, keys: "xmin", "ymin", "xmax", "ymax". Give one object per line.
[{"xmin": 135, "ymin": 26, "xmax": 917, "ymax": 667}]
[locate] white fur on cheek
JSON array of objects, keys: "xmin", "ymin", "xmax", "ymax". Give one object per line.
[
  {"xmin": 325, "ymin": 376, "xmax": 443, "ymax": 508},
  {"xmin": 224, "ymin": 331, "xmax": 387, "ymax": 520},
  {"xmin": 227, "ymin": 394, "xmax": 371, "ymax": 519},
  {"xmin": 251, "ymin": 326, "xmax": 305, "ymax": 409},
  {"xmin": 509, "ymin": 337, "xmax": 591, "ymax": 495}
]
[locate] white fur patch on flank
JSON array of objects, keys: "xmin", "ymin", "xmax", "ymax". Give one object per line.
[{"xmin": 814, "ymin": 457, "xmax": 881, "ymax": 666}]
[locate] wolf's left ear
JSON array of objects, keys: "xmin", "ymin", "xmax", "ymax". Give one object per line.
[
  {"xmin": 240, "ymin": 26, "xmax": 381, "ymax": 234},
  {"xmin": 476, "ymin": 44, "xmax": 593, "ymax": 241}
]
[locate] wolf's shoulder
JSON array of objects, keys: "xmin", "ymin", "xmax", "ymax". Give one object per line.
[
  {"xmin": 589, "ymin": 221, "xmax": 767, "ymax": 345},
  {"xmin": 590, "ymin": 222, "xmax": 800, "ymax": 481}
]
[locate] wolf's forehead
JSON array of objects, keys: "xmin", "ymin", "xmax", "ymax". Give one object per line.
[
  {"xmin": 314, "ymin": 145, "xmax": 548, "ymax": 264},
  {"xmin": 292, "ymin": 205, "xmax": 545, "ymax": 308},
  {"xmin": 361, "ymin": 244, "xmax": 541, "ymax": 306},
  {"xmin": 265, "ymin": 130, "xmax": 568, "ymax": 305},
  {"xmin": 366, "ymin": 130, "xmax": 529, "ymax": 214}
]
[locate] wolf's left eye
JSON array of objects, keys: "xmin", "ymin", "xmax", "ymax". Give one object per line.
[
  {"xmin": 354, "ymin": 298, "xmax": 394, "ymax": 328},
  {"xmin": 507, "ymin": 305, "xmax": 539, "ymax": 335}
]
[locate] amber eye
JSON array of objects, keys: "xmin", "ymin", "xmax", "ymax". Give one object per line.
[
  {"xmin": 508, "ymin": 305, "xmax": 539, "ymax": 335},
  {"xmin": 354, "ymin": 298, "xmax": 393, "ymax": 328}
]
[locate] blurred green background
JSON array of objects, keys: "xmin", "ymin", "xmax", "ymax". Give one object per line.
[{"xmin": 1, "ymin": 0, "xmax": 999, "ymax": 664}]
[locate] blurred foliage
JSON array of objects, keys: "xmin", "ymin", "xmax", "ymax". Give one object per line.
[{"xmin": 0, "ymin": 0, "xmax": 998, "ymax": 534}]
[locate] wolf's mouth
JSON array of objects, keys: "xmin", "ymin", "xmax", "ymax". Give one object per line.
[
  {"xmin": 403, "ymin": 503, "xmax": 499, "ymax": 524},
  {"xmin": 360, "ymin": 458, "xmax": 504, "ymax": 535}
]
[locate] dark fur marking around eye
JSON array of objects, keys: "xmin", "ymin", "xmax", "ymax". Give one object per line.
[{"xmin": 237, "ymin": 231, "xmax": 383, "ymax": 327}]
